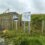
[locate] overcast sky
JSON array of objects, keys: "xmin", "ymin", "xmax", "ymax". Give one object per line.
[{"xmin": 0, "ymin": 0, "xmax": 45, "ymax": 14}]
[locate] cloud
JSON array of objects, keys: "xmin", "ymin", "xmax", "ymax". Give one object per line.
[
  {"xmin": 0, "ymin": 0, "xmax": 31, "ymax": 13},
  {"xmin": 0, "ymin": 0, "xmax": 45, "ymax": 14},
  {"xmin": 31, "ymin": 0, "xmax": 45, "ymax": 13}
]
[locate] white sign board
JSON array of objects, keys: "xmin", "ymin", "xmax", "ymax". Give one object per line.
[
  {"xmin": 13, "ymin": 15, "xmax": 18, "ymax": 30},
  {"xmin": 13, "ymin": 15, "xmax": 18, "ymax": 21},
  {"xmin": 22, "ymin": 12, "xmax": 31, "ymax": 21}
]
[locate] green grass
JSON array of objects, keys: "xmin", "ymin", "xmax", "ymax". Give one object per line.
[
  {"xmin": 0, "ymin": 30, "xmax": 45, "ymax": 45},
  {"xmin": 0, "ymin": 14, "xmax": 45, "ymax": 45}
]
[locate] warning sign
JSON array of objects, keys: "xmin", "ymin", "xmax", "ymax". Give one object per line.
[{"xmin": 22, "ymin": 12, "xmax": 31, "ymax": 21}]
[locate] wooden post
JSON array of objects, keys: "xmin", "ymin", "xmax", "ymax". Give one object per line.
[
  {"xmin": 16, "ymin": 21, "xmax": 18, "ymax": 30},
  {"xmin": 24, "ymin": 21, "xmax": 25, "ymax": 32},
  {"xmin": 12, "ymin": 16, "xmax": 13, "ymax": 30},
  {"xmin": 28, "ymin": 21, "xmax": 30, "ymax": 33},
  {"xmin": 42, "ymin": 20, "xmax": 44, "ymax": 34}
]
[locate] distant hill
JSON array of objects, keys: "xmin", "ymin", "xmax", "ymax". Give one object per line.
[
  {"xmin": 1, "ymin": 12, "xmax": 45, "ymax": 16},
  {"xmin": 0, "ymin": 12, "xmax": 20, "ymax": 16},
  {"xmin": 32, "ymin": 14, "xmax": 45, "ymax": 15}
]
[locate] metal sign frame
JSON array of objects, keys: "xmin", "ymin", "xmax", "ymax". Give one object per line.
[
  {"xmin": 13, "ymin": 15, "xmax": 18, "ymax": 30},
  {"xmin": 22, "ymin": 12, "xmax": 31, "ymax": 33}
]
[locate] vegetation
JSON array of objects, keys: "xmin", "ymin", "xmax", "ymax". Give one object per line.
[
  {"xmin": 0, "ymin": 30, "xmax": 44, "ymax": 45},
  {"xmin": 31, "ymin": 14, "xmax": 45, "ymax": 35},
  {"xmin": 0, "ymin": 14, "xmax": 45, "ymax": 45}
]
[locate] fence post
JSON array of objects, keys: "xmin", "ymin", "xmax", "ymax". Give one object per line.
[{"xmin": 42, "ymin": 20, "xmax": 44, "ymax": 34}]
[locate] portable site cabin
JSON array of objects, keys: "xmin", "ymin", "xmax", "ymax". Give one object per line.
[{"xmin": 0, "ymin": 12, "xmax": 20, "ymax": 30}]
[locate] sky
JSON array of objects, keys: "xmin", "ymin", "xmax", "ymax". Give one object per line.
[{"xmin": 0, "ymin": 0, "xmax": 45, "ymax": 14}]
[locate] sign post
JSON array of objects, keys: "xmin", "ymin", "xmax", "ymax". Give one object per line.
[
  {"xmin": 22, "ymin": 12, "xmax": 31, "ymax": 33},
  {"xmin": 16, "ymin": 20, "xmax": 18, "ymax": 30},
  {"xmin": 24, "ymin": 21, "xmax": 25, "ymax": 32},
  {"xmin": 13, "ymin": 15, "xmax": 18, "ymax": 30},
  {"xmin": 28, "ymin": 21, "xmax": 30, "ymax": 33}
]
